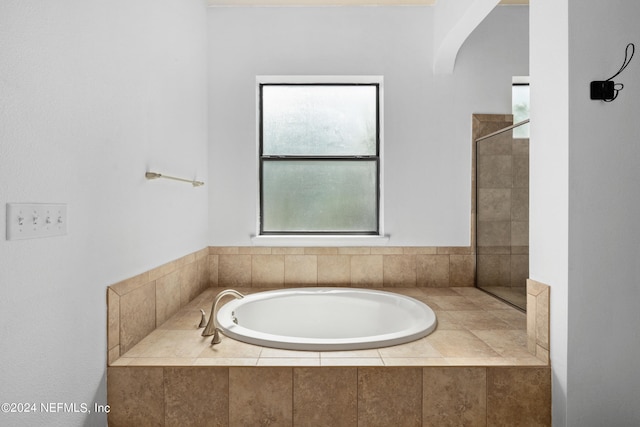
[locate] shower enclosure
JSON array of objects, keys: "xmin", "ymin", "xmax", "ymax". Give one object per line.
[{"xmin": 475, "ymin": 118, "xmax": 529, "ymax": 310}]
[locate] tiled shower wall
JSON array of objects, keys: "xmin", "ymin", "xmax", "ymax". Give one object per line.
[{"xmin": 475, "ymin": 115, "xmax": 529, "ymax": 288}]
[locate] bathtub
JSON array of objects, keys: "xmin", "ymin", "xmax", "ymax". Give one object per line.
[{"xmin": 216, "ymin": 287, "xmax": 437, "ymax": 351}]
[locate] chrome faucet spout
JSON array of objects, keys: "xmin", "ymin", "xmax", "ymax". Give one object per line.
[{"xmin": 202, "ymin": 289, "xmax": 245, "ymax": 340}]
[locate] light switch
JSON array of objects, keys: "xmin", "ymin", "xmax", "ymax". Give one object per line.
[{"xmin": 6, "ymin": 203, "xmax": 67, "ymax": 240}]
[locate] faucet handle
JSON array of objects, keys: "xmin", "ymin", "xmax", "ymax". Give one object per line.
[{"xmin": 198, "ymin": 309, "xmax": 207, "ymax": 328}]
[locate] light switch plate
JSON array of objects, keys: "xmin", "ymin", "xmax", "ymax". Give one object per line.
[{"xmin": 6, "ymin": 203, "xmax": 67, "ymax": 240}]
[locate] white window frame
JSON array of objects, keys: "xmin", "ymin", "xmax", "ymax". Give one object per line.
[{"xmin": 251, "ymin": 75, "xmax": 388, "ymax": 247}]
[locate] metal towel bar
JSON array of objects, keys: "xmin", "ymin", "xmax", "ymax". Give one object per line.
[{"xmin": 145, "ymin": 171, "xmax": 204, "ymax": 187}]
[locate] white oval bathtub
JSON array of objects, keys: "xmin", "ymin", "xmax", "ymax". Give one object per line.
[{"xmin": 216, "ymin": 288, "xmax": 437, "ymax": 351}]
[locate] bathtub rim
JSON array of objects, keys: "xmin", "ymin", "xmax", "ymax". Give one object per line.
[{"xmin": 216, "ymin": 287, "xmax": 437, "ymax": 351}]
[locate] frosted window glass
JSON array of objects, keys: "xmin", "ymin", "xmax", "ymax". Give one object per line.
[
  {"xmin": 512, "ymin": 84, "xmax": 530, "ymax": 138},
  {"xmin": 262, "ymin": 160, "xmax": 377, "ymax": 233},
  {"xmin": 262, "ymin": 85, "xmax": 377, "ymax": 156}
]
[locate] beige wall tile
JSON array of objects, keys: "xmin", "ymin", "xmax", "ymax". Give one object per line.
[
  {"xmin": 107, "ymin": 367, "xmax": 164, "ymax": 427},
  {"xmin": 358, "ymin": 367, "xmax": 422, "ymax": 426},
  {"xmin": 338, "ymin": 247, "xmax": 371, "ymax": 255},
  {"xmin": 108, "ymin": 288, "xmax": 120, "ymax": 351},
  {"xmin": 416, "ymin": 254, "xmax": 450, "ymax": 287},
  {"xmin": 449, "ymin": 255, "xmax": 475, "ymax": 287},
  {"xmin": 293, "ymin": 367, "xmax": 357, "ymax": 427},
  {"xmin": 209, "ymin": 246, "xmax": 239, "ymax": 254},
  {"xmin": 148, "ymin": 260, "xmax": 177, "ymax": 282},
  {"xmin": 196, "ymin": 256, "xmax": 209, "ymax": 294},
  {"xmin": 383, "ymin": 255, "xmax": 416, "ymax": 287},
  {"xmin": 486, "ymin": 367, "xmax": 551, "ymax": 426},
  {"xmin": 229, "ymin": 367, "xmax": 293, "ymax": 426},
  {"xmin": 378, "ymin": 337, "xmax": 441, "ymax": 359},
  {"xmin": 536, "ymin": 287, "xmax": 550, "ymax": 351},
  {"xmin": 164, "ymin": 367, "xmax": 229, "ymax": 427},
  {"xmin": 251, "ymin": 255, "xmax": 284, "ymax": 287},
  {"xmin": 350, "ymin": 255, "xmax": 383, "ymax": 287},
  {"xmin": 176, "ymin": 252, "xmax": 196, "ymax": 267},
  {"xmin": 423, "ymin": 367, "xmax": 487, "ymax": 427},
  {"xmin": 477, "ymin": 246, "xmax": 511, "ymax": 254},
  {"xmin": 478, "ymin": 155, "xmax": 512, "ymax": 188},
  {"xmin": 239, "ymin": 247, "xmax": 272, "ymax": 255},
  {"xmin": 513, "ymin": 138, "xmax": 529, "ymax": 155},
  {"xmin": 511, "ymin": 187, "xmax": 529, "ymax": 222},
  {"xmin": 527, "ymin": 292, "xmax": 537, "ymax": 354},
  {"xmin": 510, "ymin": 254, "xmax": 529, "ymax": 287},
  {"xmin": 195, "ymin": 247, "xmax": 209, "ymax": 260},
  {"xmin": 209, "ymin": 254, "xmax": 219, "ymax": 286},
  {"xmin": 304, "ymin": 247, "xmax": 338, "ymax": 255},
  {"xmin": 477, "ymin": 255, "xmax": 511, "ymax": 287},
  {"xmin": 513, "ymin": 154, "xmax": 529, "ymax": 188},
  {"xmin": 108, "ymin": 345, "xmax": 120, "ymax": 366},
  {"xmin": 477, "ymin": 130, "xmax": 512, "ymax": 155},
  {"xmin": 273, "ymin": 247, "xmax": 305, "ymax": 255},
  {"xmin": 404, "ymin": 247, "xmax": 438, "ymax": 254},
  {"xmin": 477, "ymin": 221, "xmax": 511, "ymax": 247},
  {"xmin": 371, "ymin": 247, "xmax": 404, "ymax": 255},
  {"xmin": 511, "ymin": 245, "xmax": 529, "ymax": 255},
  {"xmin": 179, "ymin": 261, "xmax": 199, "ymax": 307},
  {"xmin": 478, "ymin": 188, "xmax": 512, "ymax": 221},
  {"xmin": 527, "ymin": 278, "xmax": 548, "ymax": 296},
  {"xmin": 427, "ymin": 330, "xmax": 500, "ymax": 358},
  {"xmin": 156, "ymin": 270, "xmax": 181, "ymax": 327},
  {"xmin": 436, "ymin": 246, "xmax": 474, "ymax": 255},
  {"xmin": 119, "ymin": 281, "xmax": 156, "ymax": 354},
  {"xmin": 285, "ymin": 255, "xmax": 317, "ymax": 287},
  {"xmin": 447, "ymin": 311, "xmax": 511, "ymax": 330},
  {"xmin": 110, "ymin": 271, "xmax": 150, "ymax": 296},
  {"xmin": 318, "ymin": 255, "xmax": 350, "ymax": 286},
  {"xmin": 219, "ymin": 254, "xmax": 251, "ymax": 287},
  {"xmin": 511, "ymin": 221, "xmax": 529, "ymax": 247}
]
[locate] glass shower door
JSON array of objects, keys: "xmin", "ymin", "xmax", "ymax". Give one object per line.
[{"xmin": 475, "ymin": 120, "xmax": 529, "ymax": 310}]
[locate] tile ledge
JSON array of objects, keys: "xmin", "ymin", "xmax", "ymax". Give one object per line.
[{"xmin": 250, "ymin": 235, "xmax": 390, "ymax": 247}]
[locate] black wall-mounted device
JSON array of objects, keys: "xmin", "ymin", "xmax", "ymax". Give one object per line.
[
  {"xmin": 590, "ymin": 43, "xmax": 635, "ymax": 102},
  {"xmin": 590, "ymin": 80, "xmax": 615, "ymax": 101}
]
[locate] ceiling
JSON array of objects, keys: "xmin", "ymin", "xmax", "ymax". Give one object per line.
[{"xmin": 207, "ymin": 0, "xmax": 527, "ymax": 5}]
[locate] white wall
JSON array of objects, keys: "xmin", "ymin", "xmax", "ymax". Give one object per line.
[
  {"xmin": 531, "ymin": 1, "xmax": 640, "ymax": 425},
  {"xmin": 529, "ymin": 0, "xmax": 569, "ymax": 424},
  {"xmin": 0, "ymin": 1, "xmax": 208, "ymax": 426},
  {"xmin": 207, "ymin": 6, "xmax": 529, "ymax": 246},
  {"xmin": 567, "ymin": 1, "xmax": 640, "ymax": 425}
]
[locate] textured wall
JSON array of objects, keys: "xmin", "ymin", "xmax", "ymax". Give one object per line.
[{"xmin": 0, "ymin": 1, "xmax": 208, "ymax": 425}]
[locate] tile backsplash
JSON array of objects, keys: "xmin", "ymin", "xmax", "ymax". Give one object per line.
[{"xmin": 209, "ymin": 246, "xmax": 475, "ymax": 289}]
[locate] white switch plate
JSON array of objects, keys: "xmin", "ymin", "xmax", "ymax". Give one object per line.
[{"xmin": 6, "ymin": 203, "xmax": 67, "ymax": 240}]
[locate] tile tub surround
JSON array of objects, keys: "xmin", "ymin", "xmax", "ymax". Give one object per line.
[
  {"xmin": 527, "ymin": 279, "xmax": 550, "ymax": 364},
  {"xmin": 107, "ymin": 287, "xmax": 551, "ymax": 425},
  {"xmin": 107, "ymin": 248, "xmax": 210, "ymax": 364},
  {"xmin": 209, "ymin": 246, "xmax": 475, "ymax": 288},
  {"xmin": 108, "ymin": 245, "xmax": 477, "ymax": 365},
  {"xmin": 111, "ymin": 287, "xmax": 544, "ymax": 367},
  {"xmin": 108, "ymin": 365, "xmax": 551, "ymax": 426}
]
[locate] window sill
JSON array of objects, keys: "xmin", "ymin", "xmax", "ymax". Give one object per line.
[{"xmin": 250, "ymin": 235, "xmax": 390, "ymax": 247}]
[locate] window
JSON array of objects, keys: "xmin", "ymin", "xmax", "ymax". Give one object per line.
[
  {"xmin": 258, "ymin": 81, "xmax": 381, "ymax": 235},
  {"xmin": 512, "ymin": 76, "xmax": 530, "ymax": 138}
]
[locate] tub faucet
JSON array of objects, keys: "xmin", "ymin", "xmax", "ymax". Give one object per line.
[{"xmin": 200, "ymin": 289, "xmax": 244, "ymax": 345}]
